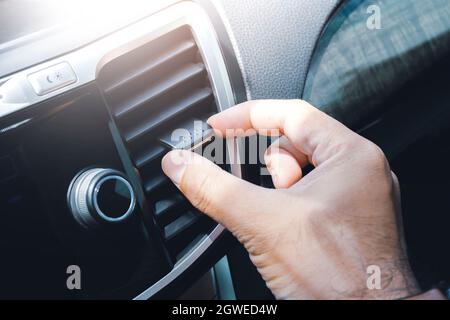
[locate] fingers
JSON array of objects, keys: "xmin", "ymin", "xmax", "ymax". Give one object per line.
[
  {"xmin": 265, "ymin": 136, "xmax": 308, "ymax": 189},
  {"xmin": 161, "ymin": 149, "xmax": 276, "ymax": 232},
  {"xmin": 208, "ymin": 100, "xmax": 355, "ymax": 166}
]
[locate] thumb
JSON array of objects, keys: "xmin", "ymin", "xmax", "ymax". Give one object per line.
[{"xmin": 161, "ymin": 149, "xmax": 274, "ymax": 232}]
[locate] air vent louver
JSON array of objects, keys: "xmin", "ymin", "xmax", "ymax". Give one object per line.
[{"xmin": 98, "ymin": 26, "xmax": 220, "ymax": 262}]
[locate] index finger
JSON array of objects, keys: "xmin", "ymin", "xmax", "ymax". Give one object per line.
[{"xmin": 207, "ymin": 99, "xmax": 356, "ymax": 166}]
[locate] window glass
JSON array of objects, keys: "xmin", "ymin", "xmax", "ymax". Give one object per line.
[{"xmin": 303, "ymin": 0, "xmax": 450, "ymax": 128}]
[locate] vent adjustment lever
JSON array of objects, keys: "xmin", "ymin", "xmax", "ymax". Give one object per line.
[{"xmin": 159, "ymin": 119, "xmax": 215, "ymax": 151}]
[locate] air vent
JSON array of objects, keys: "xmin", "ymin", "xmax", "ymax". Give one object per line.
[{"xmin": 98, "ymin": 26, "xmax": 221, "ymax": 262}]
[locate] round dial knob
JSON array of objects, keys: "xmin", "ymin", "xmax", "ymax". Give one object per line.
[{"xmin": 67, "ymin": 168, "xmax": 136, "ymax": 229}]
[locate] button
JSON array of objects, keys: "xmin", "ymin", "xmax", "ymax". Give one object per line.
[
  {"xmin": 94, "ymin": 175, "xmax": 135, "ymax": 221},
  {"xmin": 27, "ymin": 62, "xmax": 77, "ymax": 96},
  {"xmin": 67, "ymin": 168, "xmax": 136, "ymax": 229}
]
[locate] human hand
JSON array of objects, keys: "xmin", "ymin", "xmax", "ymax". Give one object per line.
[{"xmin": 161, "ymin": 100, "xmax": 420, "ymax": 299}]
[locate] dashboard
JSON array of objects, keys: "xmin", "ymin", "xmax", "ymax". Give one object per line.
[{"xmin": 0, "ymin": 0, "xmax": 247, "ymax": 299}]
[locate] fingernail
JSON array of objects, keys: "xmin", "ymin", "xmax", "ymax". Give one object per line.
[
  {"xmin": 207, "ymin": 114, "xmax": 218, "ymax": 126},
  {"xmin": 161, "ymin": 150, "xmax": 190, "ymax": 185},
  {"xmin": 265, "ymin": 153, "xmax": 280, "ymax": 187},
  {"xmin": 207, "ymin": 115, "xmax": 225, "ymax": 138},
  {"xmin": 271, "ymin": 172, "xmax": 280, "ymax": 187},
  {"xmin": 265, "ymin": 154, "xmax": 272, "ymax": 170},
  {"xmin": 265, "ymin": 149, "xmax": 275, "ymax": 170}
]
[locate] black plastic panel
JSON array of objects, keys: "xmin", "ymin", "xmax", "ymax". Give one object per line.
[{"xmin": 0, "ymin": 84, "xmax": 171, "ymax": 298}]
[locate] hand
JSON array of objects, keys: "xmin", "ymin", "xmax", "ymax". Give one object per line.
[{"xmin": 161, "ymin": 100, "xmax": 420, "ymax": 299}]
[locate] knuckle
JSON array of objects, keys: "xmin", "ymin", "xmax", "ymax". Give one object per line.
[
  {"xmin": 391, "ymin": 171, "xmax": 400, "ymax": 187},
  {"xmin": 301, "ymin": 201, "xmax": 332, "ymax": 228},
  {"xmin": 358, "ymin": 141, "xmax": 396, "ymax": 195},
  {"xmin": 391, "ymin": 170, "xmax": 401, "ymax": 195},
  {"xmin": 286, "ymin": 108, "xmax": 316, "ymax": 143},
  {"xmin": 361, "ymin": 141, "xmax": 388, "ymax": 171},
  {"xmin": 294, "ymin": 105, "xmax": 317, "ymax": 127},
  {"xmin": 295, "ymin": 99, "xmax": 316, "ymax": 112}
]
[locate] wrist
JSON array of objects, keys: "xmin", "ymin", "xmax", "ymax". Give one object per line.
[
  {"xmin": 337, "ymin": 257, "xmax": 421, "ymax": 300},
  {"xmin": 342, "ymin": 260, "xmax": 421, "ymax": 300},
  {"xmin": 380, "ymin": 260, "xmax": 422, "ymax": 300},
  {"xmin": 367, "ymin": 267, "xmax": 421, "ymax": 300},
  {"xmin": 406, "ymin": 288, "xmax": 447, "ymax": 300}
]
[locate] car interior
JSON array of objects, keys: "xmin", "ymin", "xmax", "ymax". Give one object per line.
[{"xmin": 0, "ymin": 0, "xmax": 449, "ymax": 299}]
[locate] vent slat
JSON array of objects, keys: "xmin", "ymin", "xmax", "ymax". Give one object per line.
[
  {"xmin": 166, "ymin": 214, "xmax": 215, "ymax": 257},
  {"xmin": 144, "ymin": 174, "xmax": 168, "ymax": 194},
  {"xmin": 104, "ymin": 40, "xmax": 197, "ymax": 94},
  {"xmin": 114, "ymin": 63, "xmax": 206, "ymax": 118},
  {"xmin": 155, "ymin": 194, "xmax": 186, "ymax": 225},
  {"xmin": 98, "ymin": 25, "xmax": 219, "ymax": 262},
  {"xmin": 164, "ymin": 211, "xmax": 199, "ymax": 241},
  {"xmin": 124, "ymin": 87, "xmax": 213, "ymax": 143},
  {"xmin": 135, "ymin": 144, "xmax": 166, "ymax": 168}
]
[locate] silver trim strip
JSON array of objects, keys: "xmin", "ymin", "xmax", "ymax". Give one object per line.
[
  {"xmin": 210, "ymin": 0, "xmax": 251, "ymax": 100},
  {"xmin": 0, "ymin": 1, "xmax": 240, "ymax": 299},
  {"xmin": 134, "ymin": 2, "xmax": 240, "ymax": 300}
]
